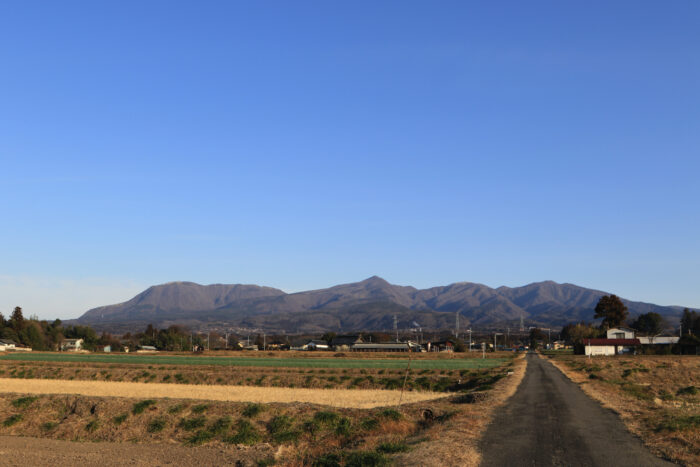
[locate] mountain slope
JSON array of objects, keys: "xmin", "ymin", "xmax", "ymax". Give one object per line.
[{"xmin": 75, "ymin": 277, "xmax": 688, "ymax": 333}]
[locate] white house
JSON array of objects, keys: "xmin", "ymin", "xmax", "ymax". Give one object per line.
[
  {"xmin": 583, "ymin": 338, "xmax": 640, "ymax": 356},
  {"xmin": 305, "ymin": 340, "xmax": 330, "ymax": 351},
  {"xmin": 60, "ymin": 338, "xmax": 84, "ymax": 351},
  {"xmin": 606, "ymin": 327, "xmax": 636, "ymax": 340},
  {"xmin": 0, "ymin": 340, "xmax": 16, "ymax": 351}
]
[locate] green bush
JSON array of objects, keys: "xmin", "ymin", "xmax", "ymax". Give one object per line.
[
  {"xmin": 147, "ymin": 417, "xmax": 167, "ymax": 433},
  {"xmin": 267, "ymin": 415, "xmax": 300, "ymax": 443},
  {"xmin": 209, "ymin": 416, "xmax": 232, "ymax": 435},
  {"xmin": 11, "ymin": 396, "xmax": 38, "ymax": 409},
  {"xmin": 113, "ymin": 413, "xmax": 128, "ymax": 425},
  {"xmin": 185, "ymin": 429, "xmax": 215, "ymax": 445},
  {"xmin": 179, "ymin": 416, "xmax": 207, "ymax": 431},
  {"xmin": 344, "ymin": 451, "xmax": 389, "ymax": 467},
  {"xmin": 191, "ymin": 404, "xmax": 209, "ymax": 414},
  {"xmin": 225, "ymin": 419, "xmax": 262, "ymax": 445},
  {"xmin": 359, "ymin": 418, "xmax": 379, "ymax": 431},
  {"xmin": 379, "ymin": 408, "xmax": 402, "ymax": 420},
  {"xmin": 676, "ymin": 386, "xmax": 699, "ymax": 396},
  {"xmin": 168, "ymin": 403, "xmax": 187, "ymax": 414},
  {"xmin": 132, "ymin": 399, "xmax": 156, "ymax": 415},
  {"xmin": 3, "ymin": 414, "xmax": 23, "ymax": 427},
  {"xmin": 334, "ymin": 417, "xmax": 352, "ymax": 437},
  {"xmin": 242, "ymin": 403, "xmax": 264, "ymax": 418},
  {"xmin": 376, "ymin": 441, "xmax": 410, "ymax": 453},
  {"xmin": 314, "ymin": 411, "xmax": 339, "ymax": 424}
]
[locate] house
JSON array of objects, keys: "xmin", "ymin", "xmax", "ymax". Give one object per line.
[
  {"xmin": 102, "ymin": 345, "xmax": 112, "ymax": 353},
  {"xmin": 306, "ymin": 340, "xmax": 330, "ymax": 351},
  {"xmin": 582, "ymin": 338, "xmax": 640, "ymax": 356},
  {"xmin": 136, "ymin": 345, "xmax": 158, "ymax": 353},
  {"xmin": 351, "ymin": 341, "xmax": 421, "ymax": 352},
  {"xmin": 606, "ymin": 327, "xmax": 636, "ymax": 340},
  {"xmin": 0, "ymin": 340, "xmax": 16, "ymax": 351},
  {"xmin": 330, "ymin": 335, "xmax": 363, "ymax": 351},
  {"xmin": 60, "ymin": 338, "xmax": 84, "ymax": 352},
  {"xmin": 637, "ymin": 336, "xmax": 680, "ymax": 345}
]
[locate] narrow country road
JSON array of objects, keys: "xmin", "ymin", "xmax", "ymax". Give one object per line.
[{"xmin": 480, "ymin": 352, "xmax": 670, "ymax": 467}]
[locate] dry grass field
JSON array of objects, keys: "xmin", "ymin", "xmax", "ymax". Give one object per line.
[
  {"xmin": 0, "ymin": 377, "xmax": 444, "ymax": 408},
  {"xmin": 547, "ymin": 354, "xmax": 700, "ymax": 466},
  {"xmin": 0, "ymin": 351, "xmax": 523, "ymax": 466}
]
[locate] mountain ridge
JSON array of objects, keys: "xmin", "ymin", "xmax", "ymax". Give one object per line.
[{"xmin": 74, "ymin": 277, "xmax": 690, "ymax": 333}]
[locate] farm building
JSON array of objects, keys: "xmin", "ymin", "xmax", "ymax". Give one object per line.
[
  {"xmin": 60, "ymin": 338, "xmax": 84, "ymax": 352},
  {"xmin": 136, "ymin": 345, "xmax": 158, "ymax": 353},
  {"xmin": 331, "ymin": 335, "xmax": 363, "ymax": 351},
  {"xmin": 426, "ymin": 341, "xmax": 454, "ymax": 352},
  {"xmin": 305, "ymin": 340, "xmax": 330, "ymax": 351},
  {"xmin": 581, "ymin": 338, "xmax": 640, "ymax": 356},
  {"xmin": 351, "ymin": 341, "xmax": 421, "ymax": 352},
  {"xmin": 0, "ymin": 340, "xmax": 16, "ymax": 351}
]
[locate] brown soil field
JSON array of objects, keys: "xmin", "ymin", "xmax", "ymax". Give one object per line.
[
  {"xmin": 0, "ymin": 377, "xmax": 443, "ymax": 408},
  {"xmin": 547, "ymin": 354, "xmax": 700, "ymax": 466},
  {"xmin": 0, "ymin": 357, "xmax": 507, "ymax": 393},
  {"xmin": 0, "ymin": 355, "xmax": 523, "ymax": 465}
]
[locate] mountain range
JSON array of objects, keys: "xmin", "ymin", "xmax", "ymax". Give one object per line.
[{"xmin": 74, "ymin": 277, "xmax": 688, "ymax": 334}]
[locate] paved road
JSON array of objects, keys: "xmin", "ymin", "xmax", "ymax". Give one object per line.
[{"xmin": 480, "ymin": 352, "xmax": 670, "ymax": 467}]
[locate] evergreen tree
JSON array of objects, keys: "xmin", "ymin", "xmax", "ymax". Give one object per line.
[{"xmin": 594, "ymin": 295, "xmax": 628, "ymax": 329}]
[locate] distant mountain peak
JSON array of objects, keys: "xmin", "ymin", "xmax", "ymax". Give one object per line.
[{"xmin": 75, "ymin": 277, "xmax": 687, "ymax": 333}]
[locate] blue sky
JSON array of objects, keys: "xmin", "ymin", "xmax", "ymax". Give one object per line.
[{"xmin": 1, "ymin": 1, "xmax": 699, "ymax": 319}]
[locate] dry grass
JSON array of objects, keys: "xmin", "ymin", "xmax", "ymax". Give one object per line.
[
  {"xmin": 391, "ymin": 353, "xmax": 528, "ymax": 467},
  {"xmin": 0, "ymin": 377, "xmax": 444, "ymax": 408},
  {"xmin": 547, "ymin": 354, "xmax": 700, "ymax": 466}
]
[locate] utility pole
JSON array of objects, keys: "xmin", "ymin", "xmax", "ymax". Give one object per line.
[
  {"xmin": 468, "ymin": 329, "xmax": 472, "ymax": 352},
  {"xmin": 455, "ymin": 312, "xmax": 460, "ymax": 338},
  {"xmin": 494, "ymin": 332, "xmax": 503, "ymax": 352},
  {"xmin": 520, "ymin": 314, "xmax": 525, "ymax": 332},
  {"xmin": 393, "ymin": 315, "xmax": 398, "ymax": 342},
  {"xmin": 263, "ymin": 333, "xmax": 266, "ymax": 351},
  {"xmin": 225, "ymin": 332, "xmax": 228, "ymax": 350},
  {"xmin": 207, "ymin": 332, "xmax": 210, "ymax": 351}
]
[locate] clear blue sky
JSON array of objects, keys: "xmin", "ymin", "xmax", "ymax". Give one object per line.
[{"xmin": 1, "ymin": 1, "xmax": 699, "ymax": 319}]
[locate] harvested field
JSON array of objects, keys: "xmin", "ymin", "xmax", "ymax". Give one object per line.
[
  {"xmin": 547, "ymin": 354, "xmax": 700, "ymax": 466},
  {"xmin": 0, "ymin": 377, "xmax": 444, "ymax": 408},
  {"xmin": 0, "ymin": 352, "xmax": 506, "ymax": 370}
]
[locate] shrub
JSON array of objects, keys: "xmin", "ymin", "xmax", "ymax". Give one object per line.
[
  {"xmin": 185, "ymin": 430, "xmax": 215, "ymax": 445},
  {"xmin": 41, "ymin": 421, "xmax": 58, "ymax": 431},
  {"xmin": 676, "ymin": 386, "xmax": 699, "ymax": 396},
  {"xmin": 359, "ymin": 418, "xmax": 379, "ymax": 431},
  {"xmin": 3, "ymin": 414, "xmax": 23, "ymax": 427},
  {"xmin": 344, "ymin": 451, "xmax": 388, "ymax": 467},
  {"xmin": 376, "ymin": 441, "xmax": 410, "ymax": 453},
  {"xmin": 85, "ymin": 419, "xmax": 100, "ymax": 432},
  {"xmin": 179, "ymin": 416, "xmax": 207, "ymax": 431},
  {"xmin": 209, "ymin": 416, "xmax": 232, "ymax": 435},
  {"xmin": 334, "ymin": 417, "xmax": 352, "ymax": 437},
  {"xmin": 312, "ymin": 453, "xmax": 341, "ymax": 467},
  {"xmin": 379, "ymin": 408, "xmax": 402, "ymax": 420},
  {"xmin": 113, "ymin": 413, "xmax": 128, "ymax": 425},
  {"xmin": 11, "ymin": 396, "xmax": 38, "ymax": 409},
  {"xmin": 132, "ymin": 399, "xmax": 156, "ymax": 415},
  {"xmin": 656, "ymin": 415, "xmax": 700, "ymax": 432},
  {"xmin": 147, "ymin": 417, "xmax": 167, "ymax": 433},
  {"xmin": 191, "ymin": 404, "xmax": 209, "ymax": 414},
  {"xmin": 168, "ymin": 403, "xmax": 187, "ymax": 414},
  {"xmin": 242, "ymin": 403, "xmax": 264, "ymax": 418},
  {"xmin": 314, "ymin": 411, "xmax": 339, "ymax": 424},
  {"xmin": 225, "ymin": 420, "xmax": 262, "ymax": 445},
  {"xmin": 267, "ymin": 415, "xmax": 300, "ymax": 443}
]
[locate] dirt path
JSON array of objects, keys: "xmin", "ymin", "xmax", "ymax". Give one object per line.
[
  {"xmin": 0, "ymin": 377, "xmax": 442, "ymax": 408},
  {"xmin": 479, "ymin": 353, "xmax": 670, "ymax": 467},
  {"xmin": 0, "ymin": 435, "xmax": 271, "ymax": 466}
]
